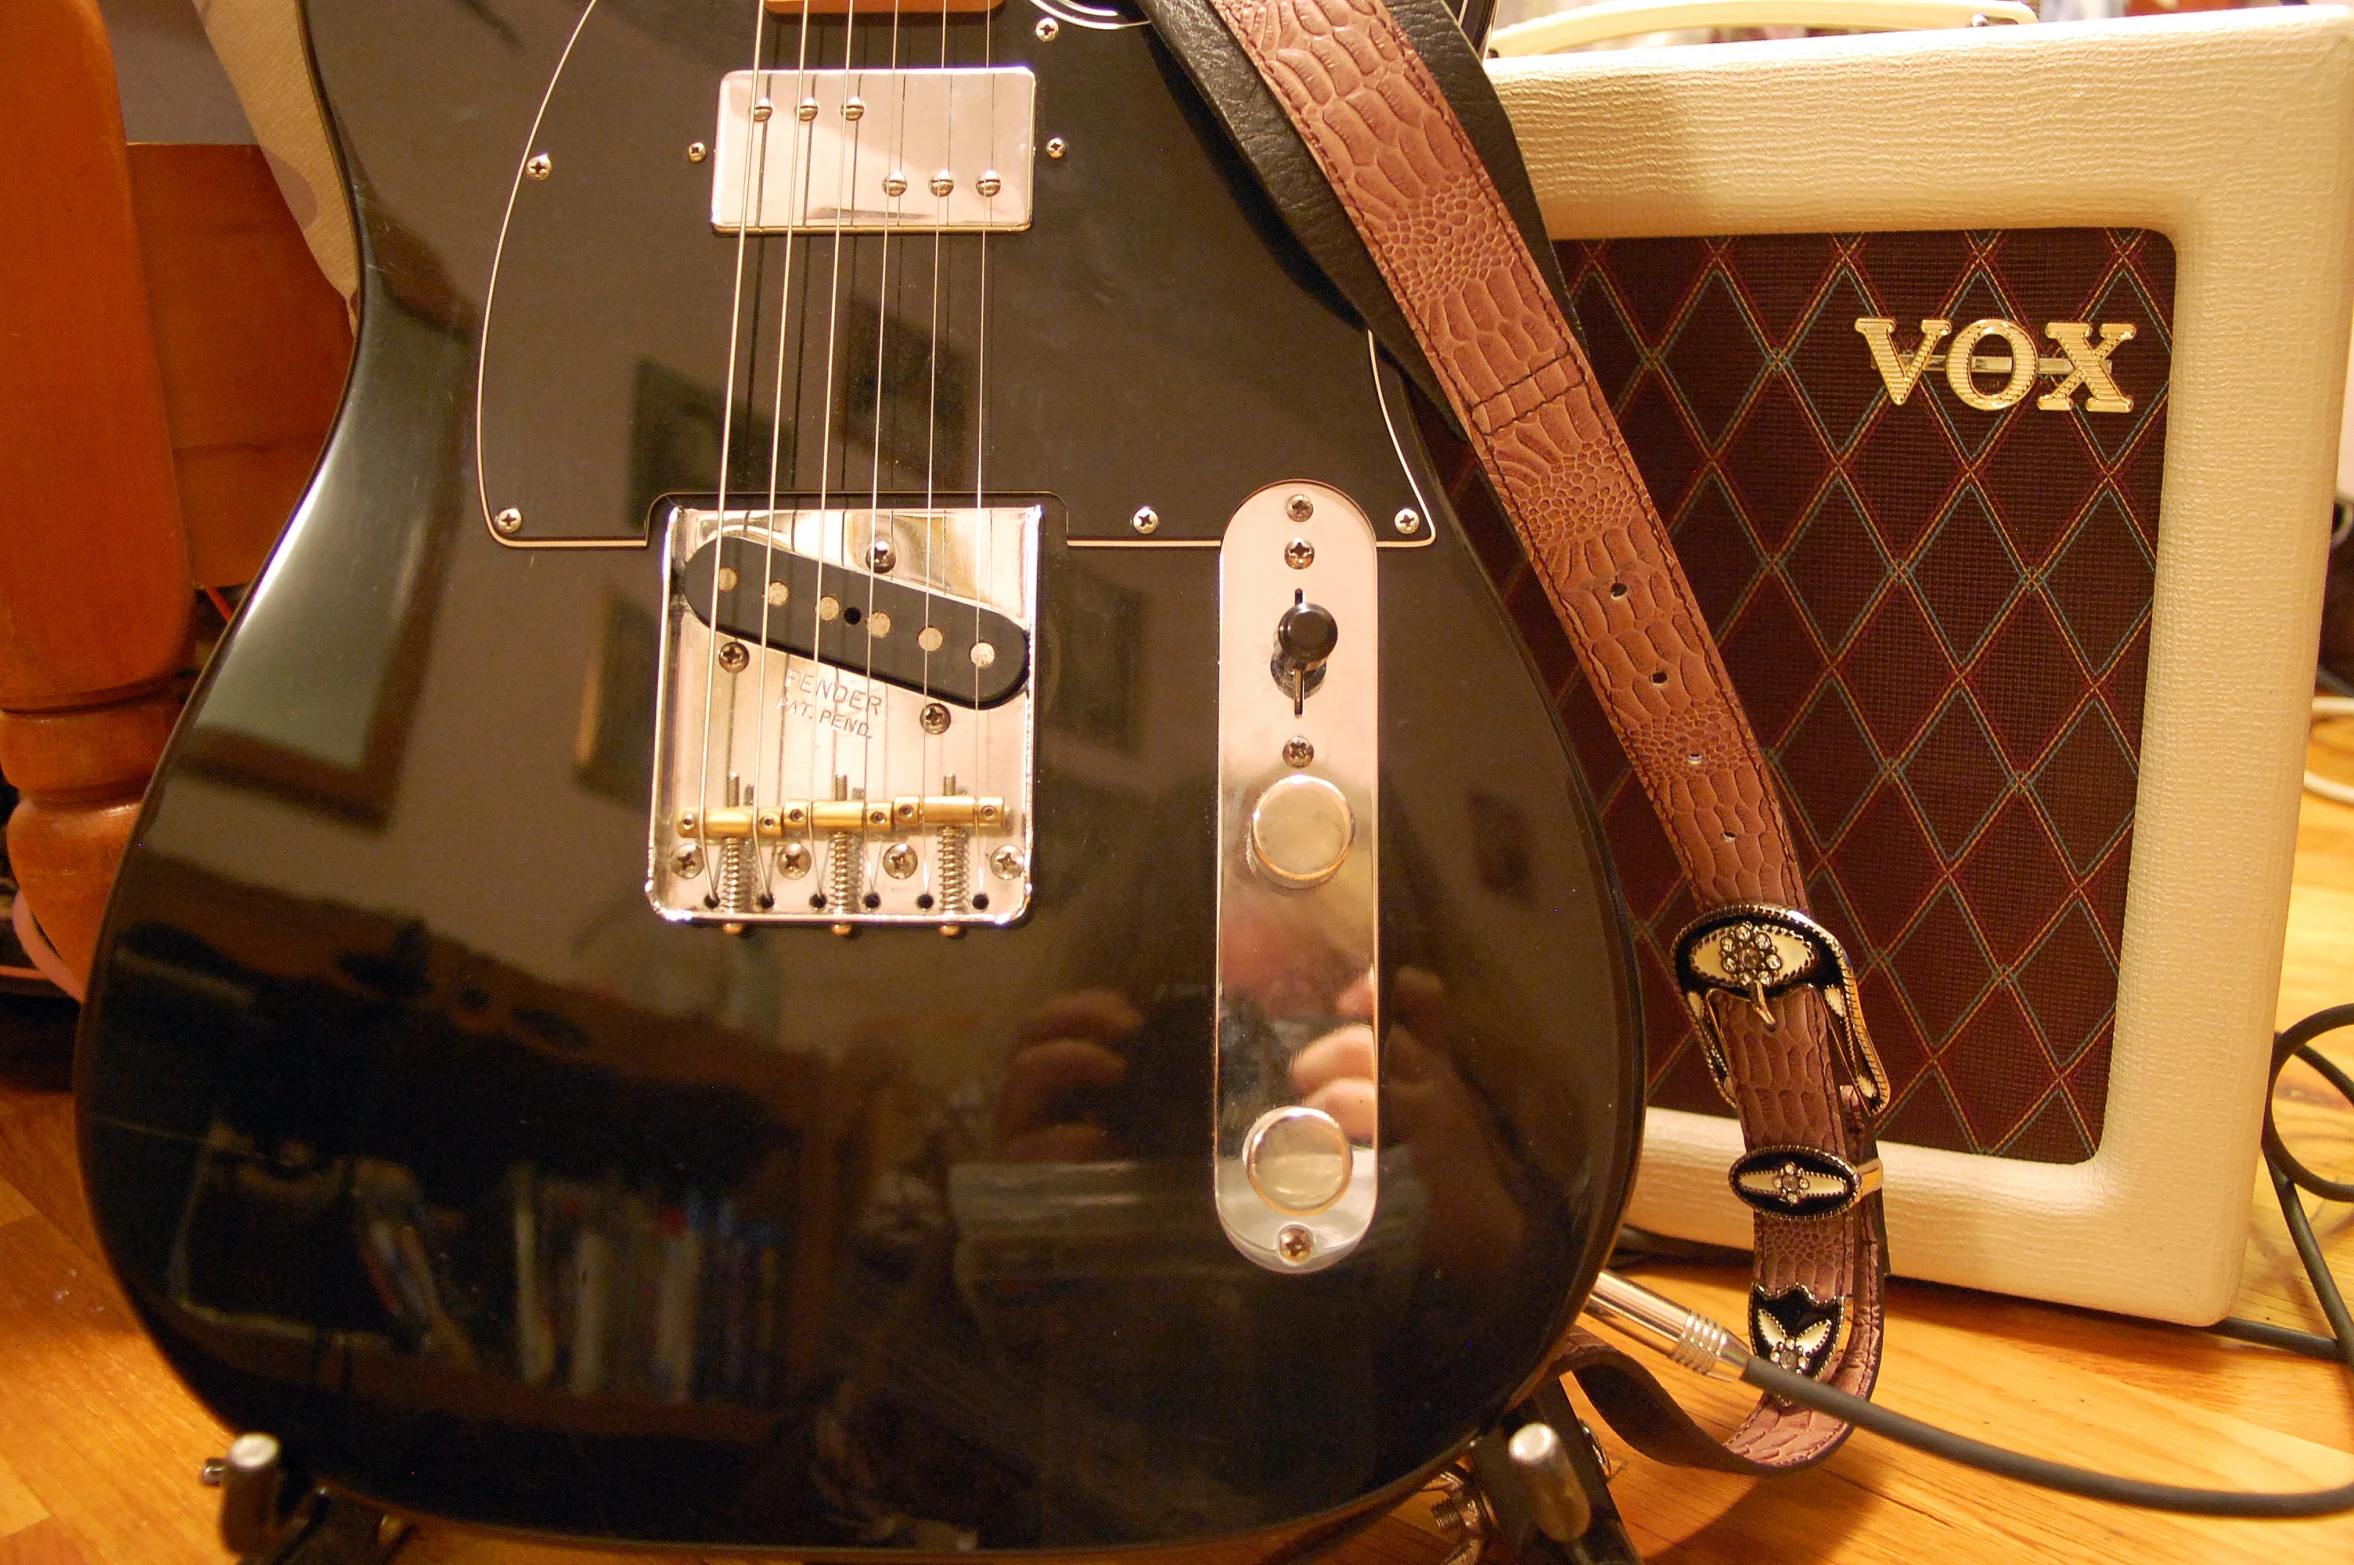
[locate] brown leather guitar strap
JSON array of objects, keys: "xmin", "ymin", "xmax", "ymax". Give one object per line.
[{"xmin": 1145, "ymin": 0, "xmax": 1894, "ymax": 1470}]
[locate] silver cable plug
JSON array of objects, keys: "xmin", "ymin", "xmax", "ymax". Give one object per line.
[{"xmin": 1583, "ymin": 1269, "xmax": 1753, "ymax": 1380}]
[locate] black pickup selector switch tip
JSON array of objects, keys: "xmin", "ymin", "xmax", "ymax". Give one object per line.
[{"xmin": 1270, "ymin": 598, "xmax": 1339, "ymax": 712}]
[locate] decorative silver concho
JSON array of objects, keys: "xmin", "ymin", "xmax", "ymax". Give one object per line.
[
  {"xmin": 1750, "ymin": 1285, "xmax": 1843, "ymax": 1379},
  {"xmin": 1727, "ymin": 1145, "xmax": 1882, "ymax": 1220},
  {"xmin": 1670, "ymin": 904, "xmax": 1891, "ymax": 1120}
]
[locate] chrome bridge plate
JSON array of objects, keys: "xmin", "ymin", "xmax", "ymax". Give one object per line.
[
  {"xmin": 712, "ymin": 67, "xmax": 1035, "ymax": 234},
  {"xmin": 649, "ymin": 501, "xmax": 1038, "ymax": 928}
]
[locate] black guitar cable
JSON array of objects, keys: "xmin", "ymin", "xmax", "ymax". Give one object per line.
[{"xmin": 1590, "ymin": 1005, "xmax": 2354, "ymax": 1516}]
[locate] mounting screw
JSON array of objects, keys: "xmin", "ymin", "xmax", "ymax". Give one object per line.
[
  {"xmin": 1283, "ymin": 735, "xmax": 1314, "ymax": 768},
  {"xmin": 843, "ymin": 96, "xmax": 866, "ymax": 122},
  {"xmin": 1045, "ymin": 136, "xmax": 1067, "ymax": 160},
  {"xmin": 921, "ymin": 701, "xmax": 951, "ymax": 734},
  {"xmin": 870, "ymin": 537, "xmax": 897, "ymax": 573},
  {"xmin": 493, "ymin": 507, "xmax": 523, "ymax": 534},
  {"xmin": 778, "ymin": 840, "xmax": 812, "ymax": 878},
  {"xmin": 1276, "ymin": 1224, "xmax": 1314, "ymax": 1263},
  {"xmin": 1131, "ymin": 505, "xmax": 1159, "ymax": 536},
  {"xmin": 885, "ymin": 170, "xmax": 909, "ymax": 197},
  {"xmin": 977, "ymin": 170, "xmax": 1002, "ymax": 198},
  {"xmin": 526, "ymin": 152, "xmax": 552, "ymax": 180},
  {"xmin": 930, "ymin": 170, "xmax": 955, "ymax": 197},
  {"xmin": 717, "ymin": 640, "xmax": 750, "ymax": 672},
  {"xmin": 1394, "ymin": 507, "xmax": 1420, "ymax": 535},
  {"xmin": 672, "ymin": 845, "xmax": 703, "ymax": 876},
  {"xmin": 882, "ymin": 842, "xmax": 919, "ymax": 879},
  {"xmin": 990, "ymin": 845, "xmax": 1025, "ymax": 880},
  {"xmin": 1286, "ymin": 493, "xmax": 1314, "ymax": 522},
  {"xmin": 1284, "ymin": 537, "xmax": 1315, "ymax": 570},
  {"xmin": 199, "ymin": 1458, "xmax": 226, "ymax": 1488},
  {"xmin": 797, "ymin": 97, "xmax": 819, "ymax": 123},
  {"xmin": 1036, "ymin": 15, "xmax": 1059, "ymax": 38},
  {"xmin": 687, "ymin": 141, "xmax": 708, "ymax": 163},
  {"xmin": 751, "ymin": 99, "xmax": 774, "ymax": 123}
]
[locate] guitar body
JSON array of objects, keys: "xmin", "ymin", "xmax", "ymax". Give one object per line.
[{"xmin": 77, "ymin": 0, "xmax": 1639, "ymax": 1550}]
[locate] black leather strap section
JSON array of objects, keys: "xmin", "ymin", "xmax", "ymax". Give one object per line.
[
  {"xmin": 1137, "ymin": 0, "xmax": 1568, "ymax": 422},
  {"xmin": 1550, "ymin": 1328, "xmax": 1794, "ymax": 1478}
]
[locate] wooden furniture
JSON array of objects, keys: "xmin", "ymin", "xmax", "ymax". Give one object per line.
[
  {"xmin": 0, "ymin": 0, "xmax": 348, "ymax": 985},
  {"xmin": 0, "ymin": 732, "xmax": 2348, "ymax": 1560}
]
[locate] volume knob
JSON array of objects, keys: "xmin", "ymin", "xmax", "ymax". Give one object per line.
[{"xmin": 1248, "ymin": 774, "xmax": 1355, "ymax": 889}]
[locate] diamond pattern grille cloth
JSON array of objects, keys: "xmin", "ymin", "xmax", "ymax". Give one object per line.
[{"xmin": 1529, "ymin": 230, "xmax": 2174, "ymax": 1163}]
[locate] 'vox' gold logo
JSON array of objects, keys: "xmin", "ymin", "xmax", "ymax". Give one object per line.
[{"xmin": 1854, "ymin": 317, "xmax": 2136, "ymax": 414}]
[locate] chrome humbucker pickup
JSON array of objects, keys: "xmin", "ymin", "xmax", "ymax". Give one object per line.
[
  {"xmin": 711, "ymin": 67, "xmax": 1035, "ymax": 234},
  {"xmin": 649, "ymin": 501, "xmax": 1038, "ymax": 929}
]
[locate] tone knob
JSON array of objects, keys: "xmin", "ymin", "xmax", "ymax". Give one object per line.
[
  {"xmin": 1248, "ymin": 774, "xmax": 1355, "ymax": 889},
  {"xmin": 1244, "ymin": 1105, "xmax": 1353, "ymax": 1214}
]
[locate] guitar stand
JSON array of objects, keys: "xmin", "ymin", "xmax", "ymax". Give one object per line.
[
  {"xmin": 204, "ymin": 1435, "xmax": 411, "ymax": 1565},
  {"xmin": 197, "ymin": 1399, "xmax": 1628, "ymax": 1565},
  {"xmin": 1440, "ymin": 1383, "xmax": 1642, "ymax": 1565}
]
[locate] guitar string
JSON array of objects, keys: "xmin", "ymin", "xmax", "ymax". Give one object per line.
[
  {"xmin": 694, "ymin": 0, "xmax": 774, "ymax": 897},
  {"xmin": 855, "ymin": 0, "xmax": 908, "ymax": 893},
  {"xmin": 753, "ymin": 0, "xmax": 823, "ymax": 906},
  {"xmin": 918, "ymin": 2, "xmax": 953, "ymax": 896},
  {"xmin": 973, "ymin": 35, "xmax": 995, "ymax": 884},
  {"xmin": 803, "ymin": 0, "xmax": 870, "ymax": 902}
]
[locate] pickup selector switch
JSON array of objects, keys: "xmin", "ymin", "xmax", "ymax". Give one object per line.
[{"xmin": 1270, "ymin": 595, "xmax": 1339, "ymax": 713}]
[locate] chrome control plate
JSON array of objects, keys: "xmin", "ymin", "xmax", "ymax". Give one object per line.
[
  {"xmin": 648, "ymin": 501, "xmax": 1038, "ymax": 928},
  {"xmin": 712, "ymin": 68, "xmax": 1035, "ymax": 234},
  {"xmin": 1214, "ymin": 482, "xmax": 1379, "ymax": 1272}
]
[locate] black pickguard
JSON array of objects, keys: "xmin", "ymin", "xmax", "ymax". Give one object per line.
[{"xmin": 76, "ymin": 0, "xmax": 1640, "ymax": 1551}]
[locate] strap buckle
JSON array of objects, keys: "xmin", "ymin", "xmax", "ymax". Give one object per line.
[{"xmin": 1670, "ymin": 904, "xmax": 1892, "ymax": 1126}]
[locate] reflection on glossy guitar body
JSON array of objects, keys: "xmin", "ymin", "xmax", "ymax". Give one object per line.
[{"xmin": 79, "ymin": 0, "xmax": 1639, "ymax": 1550}]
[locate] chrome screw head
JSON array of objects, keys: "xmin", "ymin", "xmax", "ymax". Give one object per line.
[
  {"xmin": 687, "ymin": 141, "xmax": 708, "ymax": 163},
  {"xmin": 1131, "ymin": 505, "xmax": 1159, "ymax": 536},
  {"xmin": 1035, "ymin": 15, "xmax": 1059, "ymax": 38},
  {"xmin": 526, "ymin": 152, "xmax": 552, "ymax": 180},
  {"xmin": 1394, "ymin": 507, "xmax": 1420, "ymax": 535},
  {"xmin": 493, "ymin": 507, "xmax": 523, "ymax": 535},
  {"xmin": 870, "ymin": 537, "xmax": 897, "ymax": 573},
  {"xmin": 990, "ymin": 845, "xmax": 1025, "ymax": 880},
  {"xmin": 717, "ymin": 640, "xmax": 751, "ymax": 673},
  {"xmin": 1286, "ymin": 493, "xmax": 1314, "ymax": 522},
  {"xmin": 930, "ymin": 171, "xmax": 955, "ymax": 197},
  {"xmin": 884, "ymin": 170, "xmax": 909, "ymax": 198},
  {"xmin": 1285, "ymin": 537, "xmax": 1315, "ymax": 570},
  {"xmin": 977, "ymin": 170, "xmax": 1003, "ymax": 198},
  {"xmin": 778, "ymin": 840, "xmax": 812, "ymax": 878},
  {"xmin": 797, "ymin": 97, "xmax": 819, "ymax": 122},
  {"xmin": 1276, "ymin": 1224, "xmax": 1314, "ymax": 1263},
  {"xmin": 751, "ymin": 99, "xmax": 774, "ymax": 123},
  {"xmin": 882, "ymin": 842, "xmax": 919, "ymax": 879},
  {"xmin": 1045, "ymin": 136, "xmax": 1067, "ymax": 160},
  {"xmin": 672, "ymin": 845, "xmax": 704, "ymax": 876},
  {"xmin": 1283, "ymin": 735, "xmax": 1314, "ymax": 768},
  {"xmin": 920, "ymin": 701, "xmax": 951, "ymax": 734},
  {"xmin": 843, "ymin": 96, "xmax": 865, "ymax": 121}
]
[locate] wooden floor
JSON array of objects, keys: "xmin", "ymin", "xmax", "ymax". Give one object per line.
[{"xmin": 4, "ymin": 744, "xmax": 2352, "ymax": 1565}]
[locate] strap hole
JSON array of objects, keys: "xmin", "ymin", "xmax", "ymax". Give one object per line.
[
  {"xmin": 1686, "ymin": 752, "xmax": 1703, "ymax": 765},
  {"xmin": 1650, "ymin": 670, "xmax": 1668, "ymax": 686},
  {"xmin": 1721, "ymin": 829, "xmax": 1736, "ymax": 842},
  {"xmin": 1609, "ymin": 582, "xmax": 1629, "ymax": 599}
]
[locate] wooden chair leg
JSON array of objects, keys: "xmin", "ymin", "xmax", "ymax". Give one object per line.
[{"xmin": 0, "ymin": 0, "xmax": 196, "ymax": 985}]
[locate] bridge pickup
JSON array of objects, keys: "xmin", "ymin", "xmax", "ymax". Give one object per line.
[{"xmin": 678, "ymin": 532, "xmax": 1030, "ymax": 709}]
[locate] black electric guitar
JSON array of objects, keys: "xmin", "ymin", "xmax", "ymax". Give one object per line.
[{"xmin": 79, "ymin": 0, "xmax": 1638, "ymax": 1550}]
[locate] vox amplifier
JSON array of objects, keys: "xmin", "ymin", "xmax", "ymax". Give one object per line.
[{"xmin": 1486, "ymin": 8, "xmax": 2354, "ymax": 1322}]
